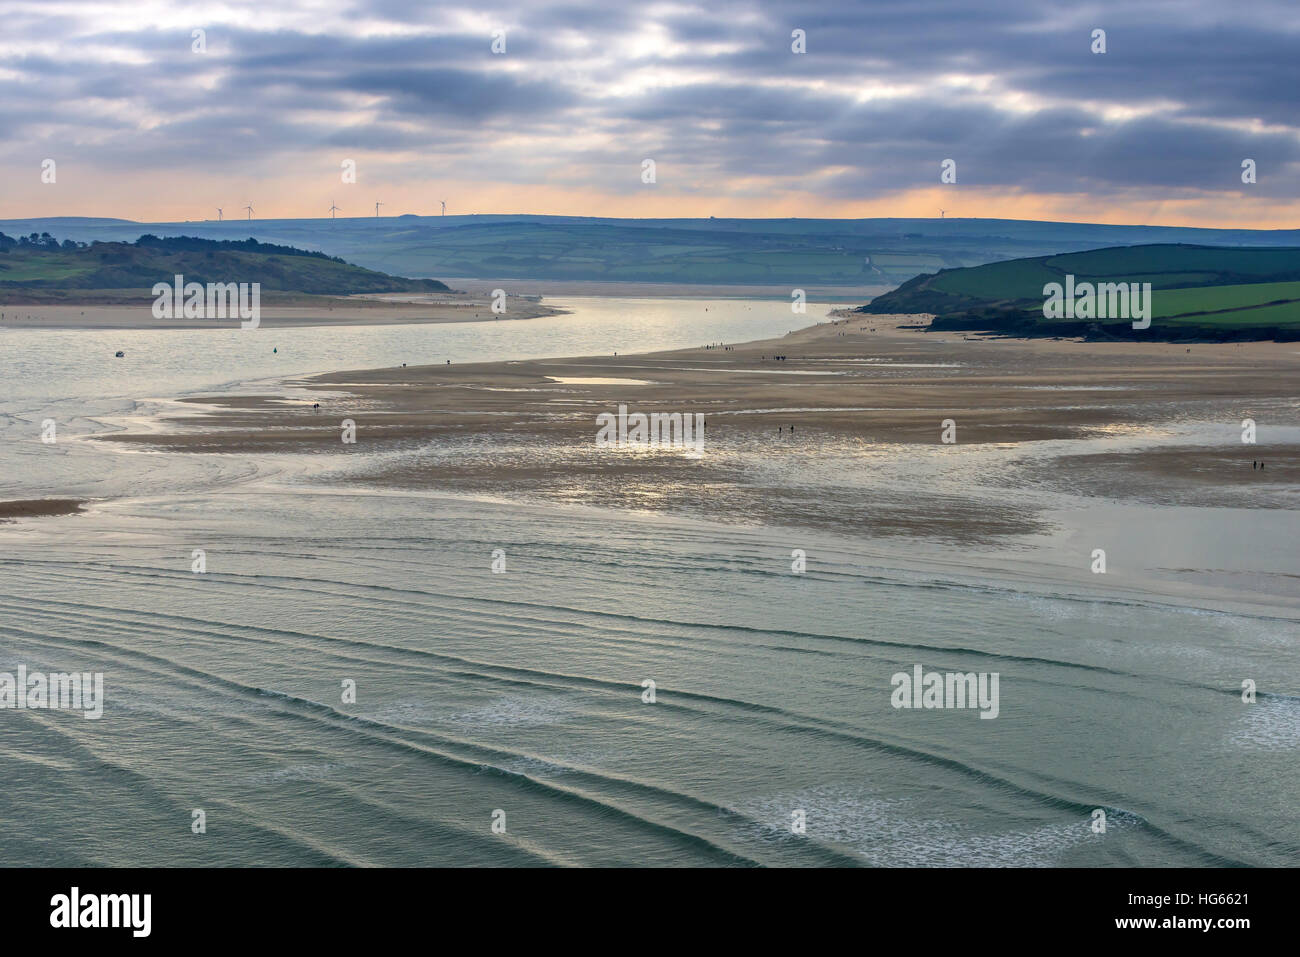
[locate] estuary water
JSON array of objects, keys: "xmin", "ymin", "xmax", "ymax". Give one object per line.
[{"xmin": 0, "ymin": 298, "xmax": 1296, "ymax": 867}]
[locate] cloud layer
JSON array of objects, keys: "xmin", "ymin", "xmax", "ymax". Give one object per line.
[{"xmin": 1, "ymin": 0, "xmax": 1297, "ymax": 225}]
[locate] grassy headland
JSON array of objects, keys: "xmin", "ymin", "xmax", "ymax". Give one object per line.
[
  {"xmin": 0, "ymin": 233, "xmax": 450, "ymax": 304},
  {"xmin": 860, "ymin": 243, "xmax": 1300, "ymax": 340}
]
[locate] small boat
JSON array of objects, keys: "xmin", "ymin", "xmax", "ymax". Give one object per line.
[{"xmin": 114, "ymin": 350, "xmax": 125, "ymax": 358}]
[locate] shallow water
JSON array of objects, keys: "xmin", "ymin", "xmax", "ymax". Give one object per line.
[
  {"xmin": 1, "ymin": 298, "xmax": 1296, "ymax": 867},
  {"xmin": 0, "ymin": 297, "xmax": 810, "ymax": 504}
]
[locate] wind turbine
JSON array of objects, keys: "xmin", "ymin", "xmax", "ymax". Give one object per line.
[
  {"xmin": 244, "ymin": 204, "xmax": 254, "ymax": 221},
  {"xmin": 440, "ymin": 200, "xmax": 446, "ymax": 216},
  {"xmin": 375, "ymin": 202, "xmax": 383, "ymax": 217},
  {"xmin": 217, "ymin": 208, "xmax": 223, "ymax": 222},
  {"xmin": 329, "ymin": 202, "xmax": 340, "ymax": 219}
]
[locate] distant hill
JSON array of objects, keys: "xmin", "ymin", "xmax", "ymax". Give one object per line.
[
  {"xmin": 2, "ymin": 216, "xmax": 1297, "ymax": 289},
  {"xmin": 0, "ymin": 233, "xmax": 449, "ymax": 301},
  {"xmin": 859, "ymin": 244, "xmax": 1300, "ymax": 340}
]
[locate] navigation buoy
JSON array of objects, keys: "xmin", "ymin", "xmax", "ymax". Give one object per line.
[{"xmin": 273, "ymin": 347, "xmax": 278, "ymax": 353}]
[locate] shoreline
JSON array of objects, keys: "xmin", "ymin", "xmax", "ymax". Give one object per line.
[
  {"xmin": 438, "ymin": 277, "xmax": 892, "ymax": 301},
  {"xmin": 0, "ymin": 293, "xmax": 565, "ymax": 330}
]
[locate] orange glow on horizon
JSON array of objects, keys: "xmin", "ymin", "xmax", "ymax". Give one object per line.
[{"xmin": 6, "ymin": 178, "xmax": 1297, "ymax": 231}]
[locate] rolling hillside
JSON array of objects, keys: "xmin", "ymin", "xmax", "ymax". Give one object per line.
[
  {"xmin": 0, "ymin": 233, "xmax": 450, "ymax": 302},
  {"xmin": 860, "ymin": 244, "xmax": 1300, "ymax": 340},
  {"xmin": 4, "ymin": 216, "xmax": 1298, "ymax": 289}
]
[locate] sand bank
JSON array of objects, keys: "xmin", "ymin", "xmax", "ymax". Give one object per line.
[
  {"xmin": 95, "ymin": 314, "xmax": 1297, "ymax": 540},
  {"xmin": 103, "ymin": 312, "xmax": 1299, "ymax": 449},
  {"xmin": 0, "ymin": 499, "xmax": 85, "ymax": 520}
]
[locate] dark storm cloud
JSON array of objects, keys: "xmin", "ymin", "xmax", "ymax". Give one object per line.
[
  {"xmin": 0, "ymin": 0, "xmax": 1296, "ymax": 200},
  {"xmin": 321, "ymin": 67, "xmax": 576, "ymax": 118}
]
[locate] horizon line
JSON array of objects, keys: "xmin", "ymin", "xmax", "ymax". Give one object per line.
[{"xmin": 1, "ymin": 213, "xmax": 1297, "ymax": 233}]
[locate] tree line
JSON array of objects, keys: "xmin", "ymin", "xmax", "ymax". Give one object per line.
[{"xmin": 0, "ymin": 232, "xmax": 344, "ymax": 261}]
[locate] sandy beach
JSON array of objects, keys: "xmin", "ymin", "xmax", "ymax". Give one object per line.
[{"xmin": 96, "ymin": 313, "xmax": 1298, "ymax": 539}]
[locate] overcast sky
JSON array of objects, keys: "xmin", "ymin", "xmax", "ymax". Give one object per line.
[{"xmin": 2, "ymin": 0, "xmax": 1297, "ymax": 225}]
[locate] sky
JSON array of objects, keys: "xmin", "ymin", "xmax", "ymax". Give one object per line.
[{"xmin": 1, "ymin": 0, "xmax": 1298, "ymax": 227}]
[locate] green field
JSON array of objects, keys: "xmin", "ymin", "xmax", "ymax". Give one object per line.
[
  {"xmin": 1151, "ymin": 280, "xmax": 1300, "ymax": 318},
  {"xmin": 863, "ymin": 243, "xmax": 1300, "ymax": 339},
  {"xmin": 1161, "ymin": 299, "xmax": 1300, "ymax": 327},
  {"xmin": 379, "ymin": 223, "xmax": 902, "ymax": 284}
]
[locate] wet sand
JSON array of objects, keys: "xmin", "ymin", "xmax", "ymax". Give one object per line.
[
  {"xmin": 0, "ymin": 499, "xmax": 85, "ymax": 520},
  {"xmin": 102, "ymin": 311, "xmax": 1300, "ymax": 449},
  {"xmin": 96, "ymin": 314, "xmax": 1298, "ymax": 540}
]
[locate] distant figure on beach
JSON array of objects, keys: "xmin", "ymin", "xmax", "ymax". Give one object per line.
[
  {"xmin": 447, "ymin": 359, "xmax": 451, "ymax": 365},
  {"xmin": 313, "ymin": 403, "xmax": 320, "ymax": 412}
]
